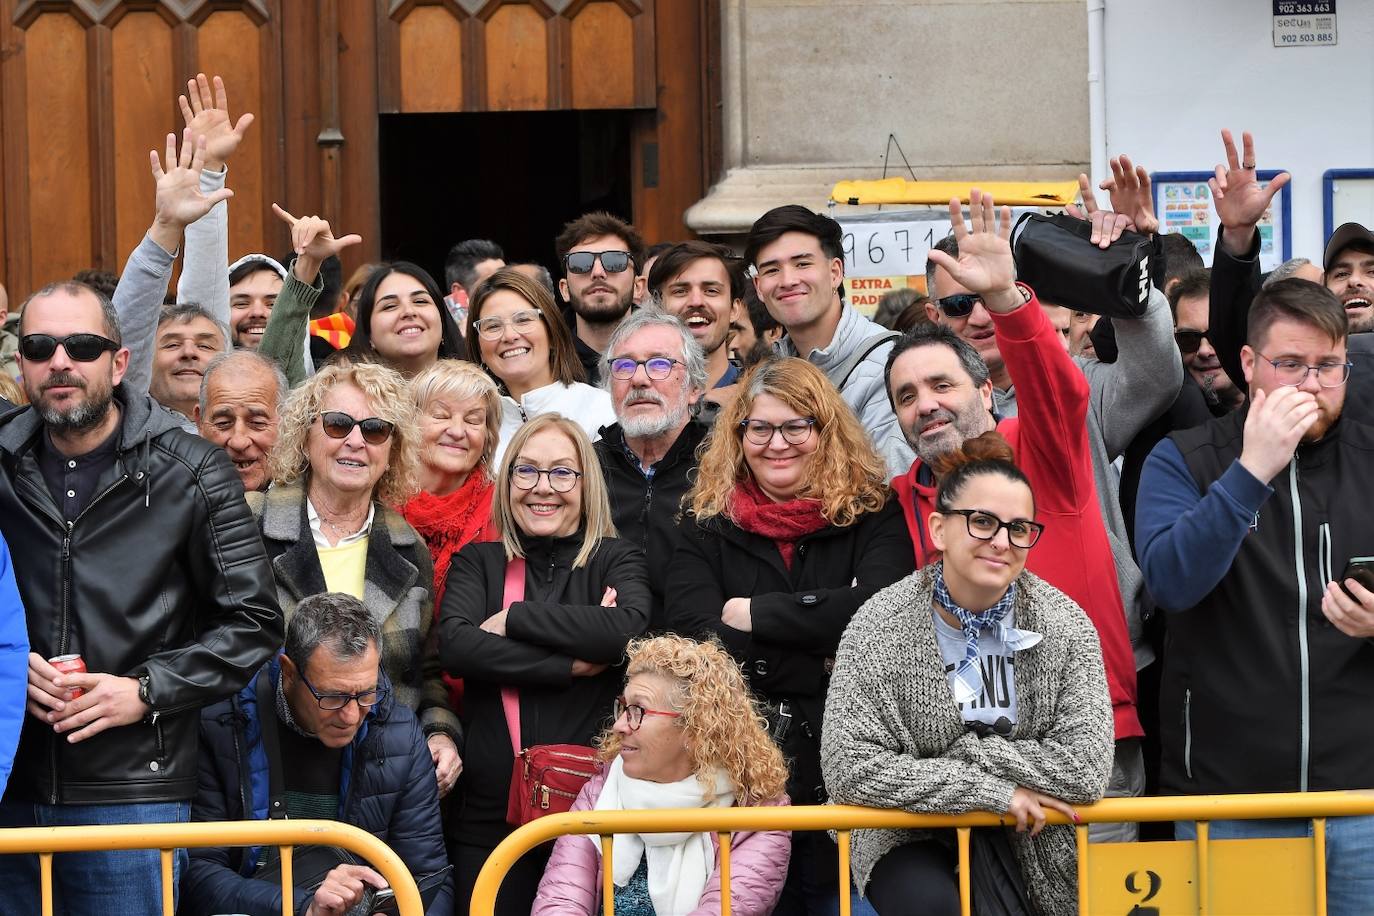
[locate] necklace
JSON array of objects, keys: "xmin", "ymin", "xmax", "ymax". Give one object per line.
[{"xmin": 321, "ymin": 514, "xmax": 367, "ymax": 540}]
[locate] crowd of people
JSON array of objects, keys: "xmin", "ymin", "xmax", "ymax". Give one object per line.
[{"xmin": 0, "ymin": 72, "xmax": 1370, "ymax": 916}]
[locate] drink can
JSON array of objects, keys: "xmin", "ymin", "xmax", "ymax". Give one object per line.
[{"xmin": 49, "ymin": 654, "xmax": 86, "ymax": 699}]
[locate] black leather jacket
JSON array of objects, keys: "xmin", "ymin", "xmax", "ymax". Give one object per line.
[{"xmin": 0, "ymin": 386, "xmax": 283, "ymax": 804}]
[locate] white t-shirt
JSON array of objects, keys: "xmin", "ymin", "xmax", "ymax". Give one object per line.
[{"xmin": 932, "ymin": 608, "xmax": 1018, "ymax": 732}]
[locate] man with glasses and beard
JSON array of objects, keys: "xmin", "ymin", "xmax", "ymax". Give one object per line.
[
  {"xmin": 0, "ymin": 281, "xmax": 281, "ymax": 914},
  {"xmin": 555, "ymin": 212, "xmax": 647, "ymax": 383},
  {"xmin": 594, "ymin": 309, "xmax": 708, "ymax": 631}
]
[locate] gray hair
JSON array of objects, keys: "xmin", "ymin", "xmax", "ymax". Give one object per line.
[
  {"xmin": 1263, "ymin": 257, "xmax": 1315, "ymax": 288},
  {"xmin": 925, "ymin": 233, "xmax": 960, "ymax": 301},
  {"xmin": 198, "ymin": 348, "xmax": 288, "ymax": 416},
  {"xmin": 20, "ymin": 281, "xmax": 121, "ymax": 344},
  {"xmin": 599, "ymin": 306, "xmax": 708, "ymax": 393},
  {"xmin": 285, "ymin": 592, "xmax": 383, "ymax": 670},
  {"xmin": 158, "ymin": 301, "xmax": 230, "ymax": 349}
]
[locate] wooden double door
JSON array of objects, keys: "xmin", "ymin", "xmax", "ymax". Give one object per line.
[{"xmin": 0, "ymin": 0, "xmax": 719, "ymax": 300}]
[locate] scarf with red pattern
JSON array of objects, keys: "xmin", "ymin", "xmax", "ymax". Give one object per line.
[{"xmin": 729, "ymin": 477, "xmax": 828, "ymax": 569}]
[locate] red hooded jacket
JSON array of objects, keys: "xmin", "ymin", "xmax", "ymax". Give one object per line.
[{"xmin": 893, "ymin": 290, "xmax": 1141, "ymax": 739}]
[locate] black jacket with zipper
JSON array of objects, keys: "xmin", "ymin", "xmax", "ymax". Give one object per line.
[
  {"xmin": 594, "ymin": 419, "xmax": 708, "ymax": 632},
  {"xmin": 439, "ymin": 533, "xmax": 650, "ymax": 847},
  {"xmin": 1164, "ymin": 408, "xmax": 1374, "ymax": 795},
  {"xmin": 665, "ymin": 498, "xmax": 914, "ymax": 803},
  {"xmin": 0, "ymin": 385, "xmax": 283, "ymax": 804}
]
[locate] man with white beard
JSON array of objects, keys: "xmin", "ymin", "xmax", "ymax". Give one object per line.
[{"xmin": 593, "ymin": 309, "xmax": 708, "ymax": 631}]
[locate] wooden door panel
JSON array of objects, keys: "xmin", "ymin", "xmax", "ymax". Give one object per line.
[
  {"xmin": 398, "ymin": 5, "xmax": 463, "ymax": 112},
  {"xmin": 110, "ymin": 12, "xmax": 175, "ymax": 275},
  {"xmin": 483, "ymin": 3, "xmax": 549, "ymax": 111},
  {"xmin": 569, "ymin": 1, "xmax": 634, "ymax": 109}
]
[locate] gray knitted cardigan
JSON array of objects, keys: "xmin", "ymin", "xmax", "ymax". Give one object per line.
[{"xmin": 820, "ymin": 565, "xmax": 1114, "ymax": 916}]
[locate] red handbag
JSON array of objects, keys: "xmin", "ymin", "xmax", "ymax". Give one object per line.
[{"xmin": 499, "ymin": 558, "xmax": 599, "ymax": 825}]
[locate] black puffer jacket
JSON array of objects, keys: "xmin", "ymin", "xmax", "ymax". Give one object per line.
[
  {"xmin": 440, "ymin": 533, "xmax": 650, "ymax": 847},
  {"xmin": 594, "ymin": 420, "xmax": 708, "ymax": 631},
  {"xmin": 666, "ymin": 498, "xmax": 915, "ymax": 803},
  {"xmin": 0, "ymin": 386, "xmax": 282, "ymax": 804}
]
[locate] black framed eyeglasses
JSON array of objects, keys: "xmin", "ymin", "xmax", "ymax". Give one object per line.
[
  {"xmin": 510, "ymin": 464, "xmax": 583, "ymax": 492},
  {"xmin": 1254, "ymin": 352, "xmax": 1352, "ymax": 388},
  {"xmin": 738, "ymin": 417, "xmax": 817, "ymax": 446},
  {"xmin": 1174, "ymin": 330, "xmax": 1210, "ymax": 355},
  {"xmin": 473, "ymin": 309, "xmax": 544, "ymax": 341},
  {"xmin": 20, "ymin": 333, "xmax": 120, "ymax": 363},
  {"xmin": 941, "ymin": 508, "xmax": 1044, "ymax": 548},
  {"xmin": 613, "ymin": 695, "xmax": 681, "ymax": 731},
  {"xmin": 563, "ymin": 250, "xmax": 633, "ymax": 275},
  {"xmin": 298, "ymin": 671, "xmax": 387, "ymax": 711},
  {"xmin": 319, "ymin": 411, "xmax": 395, "ymax": 445},
  {"xmin": 607, "ymin": 356, "xmax": 683, "ymax": 381},
  {"xmin": 936, "ymin": 293, "xmax": 983, "ymax": 319}
]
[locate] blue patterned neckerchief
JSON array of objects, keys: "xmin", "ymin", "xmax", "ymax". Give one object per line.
[{"xmin": 932, "ymin": 562, "xmax": 1042, "ymax": 704}]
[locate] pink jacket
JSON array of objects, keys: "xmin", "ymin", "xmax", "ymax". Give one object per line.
[{"xmin": 532, "ymin": 767, "xmax": 791, "ymax": 915}]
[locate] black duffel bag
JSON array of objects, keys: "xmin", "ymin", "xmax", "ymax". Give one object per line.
[{"xmin": 1011, "ymin": 211, "xmax": 1163, "ymax": 319}]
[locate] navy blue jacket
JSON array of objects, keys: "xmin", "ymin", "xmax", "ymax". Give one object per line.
[
  {"xmin": 0, "ymin": 536, "xmax": 28, "ymax": 799},
  {"xmin": 182, "ymin": 659, "xmax": 452, "ymax": 916}
]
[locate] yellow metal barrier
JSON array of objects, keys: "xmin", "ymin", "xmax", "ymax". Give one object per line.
[
  {"xmin": 0, "ymin": 818, "xmax": 424, "ymax": 916},
  {"xmin": 470, "ymin": 790, "xmax": 1374, "ymax": 916}
]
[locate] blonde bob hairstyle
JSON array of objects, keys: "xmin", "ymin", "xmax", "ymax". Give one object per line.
[
  {"xmin": 687, "ymin": 357, "xmax": 889, "ymax": 527},
  {"xmin": 597, "ymin": 635, "xmax": 789, "ymax": 804},
  {"xmin": 269, "ymin": 358, "xmax": 421, "ymax": 506},
  {"xmin": 494, "ymin": 413, "xmax": 616, "ymax": 568},
  {"xmin": 410, "ymin": 359, "xmax": 502, "ymax": 481}
]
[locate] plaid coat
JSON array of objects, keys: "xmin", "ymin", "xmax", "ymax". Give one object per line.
[{"xmin": 246, "ymin": 481, "xmax": 460, "ymax": 741}]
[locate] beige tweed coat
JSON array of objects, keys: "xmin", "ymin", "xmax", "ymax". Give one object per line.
[{"xmin": 821, "ymin": 565, "xmax": 1114, "ymax": 916}]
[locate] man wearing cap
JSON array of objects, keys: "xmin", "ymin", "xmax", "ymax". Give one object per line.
[{"xmin": 1205, "ymin": 128, "xmax": 1374, "ymax": 422}]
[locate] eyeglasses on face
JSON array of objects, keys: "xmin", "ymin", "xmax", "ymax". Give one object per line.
[
  {"xmin": 1174, "ymin": 329, "xmax": 1211, "ymax": 355},
  {"xmin": 20, "ymin": 333, "xmax": 120, "ymax": 363},
  {"xmin": 563, "ymin": 250, "xmax": 633, "ymax": 275},
  {"xmin": 941, "ymin": 508, "xmax": 1044, "ymax": 548},
  {"xmin": 510, "ymin": 464, "xmax": 583, "ymax": 492},
  {"xmin": 474, "ymin": 309, "xmax": 544, "ymax": 341},
  {"xmin": 607, "ymin": 356, "xmax": 683, "ymax": 381},
  {"xmin": 613, "ymin": 695, "xmax": 681, "ymax": 731},
  {"xmin": 738, "ymin": 417, "xmax": 817, "ymax": 446},
  {"xmin": 319, "ymin": 411, "xmax": 395, "ymax": 445},
  {"xmin": 1254, "ymin": 352, "xmax": 1352, "ymax": 388},
  {"xmin": 936, "ymin": 293, "xmax": 983, "ymax": 319},
  {"xmin": 298, "ymin": 670, "xmax": 387, "ymax": 711}
]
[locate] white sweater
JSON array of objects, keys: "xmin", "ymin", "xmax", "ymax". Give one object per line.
[{"xmin": 494, "ymin": 381, "xmax": 616, "ymax": 464}]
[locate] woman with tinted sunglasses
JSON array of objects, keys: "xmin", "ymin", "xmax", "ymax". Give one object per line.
[
  {"xmin": 666, "ymin": 358, "xmax": 915, "ymax": 915},
  {"xmin": 822, "ymin": 432, "xmax": 1113, "ymax": 916},
  {"xmin": 247, "ymin": 359, "xmax": 463, "ymax": 798},
  {"xmin": 465, "ymin": 268, "xmax": 614, "ymax": 463},
  {"xmin": 440, "ymin": 414, "xmax": 650, "ymax": 914}
]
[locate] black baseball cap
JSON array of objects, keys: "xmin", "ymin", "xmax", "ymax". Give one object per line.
[{"xmin": 1323, "ymin": 223, "xmax": 1374, "ymax": 272}]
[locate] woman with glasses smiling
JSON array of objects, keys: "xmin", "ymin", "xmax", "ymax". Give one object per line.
[
  {"xmin": 667, "ymin": 357, "xmax": 914, "ymax": 915},
  {"xmin": 440, "ymin": 414, "xmax": 649, "ymax": 914},
  {"xmin": 822, "ymin": 432, "xmax": 1113, "ymax": 916},
  {"xmin": 465, "ymin": 269, "xmax": 614, "ymax": 463},
  {"xmin": 248, "ymin": 359, "xmax": 463, "ymax": 801}
]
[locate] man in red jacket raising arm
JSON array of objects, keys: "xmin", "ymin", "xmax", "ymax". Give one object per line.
[{"xmin": 884, "ymin": 190, "xmax": 1139, "ymax": 839}]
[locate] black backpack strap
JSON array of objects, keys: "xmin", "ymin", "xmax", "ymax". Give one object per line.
[
  {"xmin": 256, "ymin": 672, "xmax": 288, "ymax": 820},
  {"xmin": 834, "ymin": 331, "xmax": 902, "ymax": 391}
]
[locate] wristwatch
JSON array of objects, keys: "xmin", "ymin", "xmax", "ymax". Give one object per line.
[{"xmin": 138, "ymin": 673, "xmax": 159, "ymax": 726}]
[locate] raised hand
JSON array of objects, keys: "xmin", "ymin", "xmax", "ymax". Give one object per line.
[
  {"xmin": 1064, "ymin": 173, "xmax": 1133, "ymax": 249},
  {"xmin": 271, "ymin": 203, "xmax": 362, "ymax": 283},
  {"xmin": 1101, "ymin": 154, "xmax": 1159, "ymax": 235},
  {"xmin": 925, "ymin": 190, "xmax": 1021, "ymax": 311},
  {"xmin": 1209, "ymin": 130, "xmax": 1290, "ymax": 255},
  {"xmin": 149, "ymin": 130, "xmax": 234, "ymax": 252},
  {"xmin": 179, "ymin": 73, "xmax": 255, "ymax": 171}
]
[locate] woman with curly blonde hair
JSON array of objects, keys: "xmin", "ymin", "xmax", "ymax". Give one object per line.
[
  {"xmin": 251, "ymin": 358, "xmax": 463, "ymax": 798},
  {"xmin": 533, "ymin": 635, "xmax": 791, "ymax": 916},
  {"xmin": 667, "ymin": 357, "xmax": 915, "ymax": 914}
]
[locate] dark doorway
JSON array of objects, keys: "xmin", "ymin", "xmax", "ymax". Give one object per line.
[{"xmin": 378, "ymin": 110, "xmax": 637, "ymax": 289}]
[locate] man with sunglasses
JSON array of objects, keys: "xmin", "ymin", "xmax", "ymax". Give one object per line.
[
  {"xmin": 555, "ymin": 212, "xmax": 647, "ymax": 383},
  {"xmin": 886, "ymin": 190, "xmax": 1145, "ymax": 842},
  {"xmin": 0, "ymin": 280, "xmax": 281, "ymax": 913},
  {"xmin": 1169, "ymin": 268, "xmax": 1243, "ymax": 414},
  {"xmin": 595, "ymin": 309, "xmax": 709, "ymax": 631},
  {"xmin": 185, "ymin": 592, "xmax": 450, "ymax": 916},
  {"xmin": 1137, "ymin": 280, "xmax": 1374, "ymax": 914}
]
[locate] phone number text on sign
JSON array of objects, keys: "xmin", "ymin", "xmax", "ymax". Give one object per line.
[{"xmin": 1272, "ymin": 0, "xmax": 1336, "ymax": 46}]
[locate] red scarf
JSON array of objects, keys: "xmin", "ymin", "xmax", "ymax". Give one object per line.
[
  {"xmin": 401, "ymin": 472, "xmax": 497, "ymax": 605},
  {"xmin": 729, "ymin": 477, "xmax": 829, "ymax": 569}
]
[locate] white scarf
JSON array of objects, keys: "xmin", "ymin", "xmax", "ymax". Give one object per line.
[{"xmin": 591, "ymin": 756, "xmax": 735, "ymax": 916}]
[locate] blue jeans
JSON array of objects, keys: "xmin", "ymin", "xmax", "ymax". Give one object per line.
[
  {"xmin": 1176, "ymin": 815, "xmax": 1374, "ymax": 916},
  {"xmin": 774, "ymin": 831, "xmax": 879, "ymax": 916},
  {"xmin": 0, "ymin": 801, "xmax": 191, "ymax": 916}
]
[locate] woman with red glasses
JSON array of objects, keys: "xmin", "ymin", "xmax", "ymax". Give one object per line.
[
  {"xmin": 248, "ymin": 358, "xmax": 462, "ymax": 799},
  {"xmin": 533, "ymin": 634, "xmax": 791, "ymax": 915}
]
